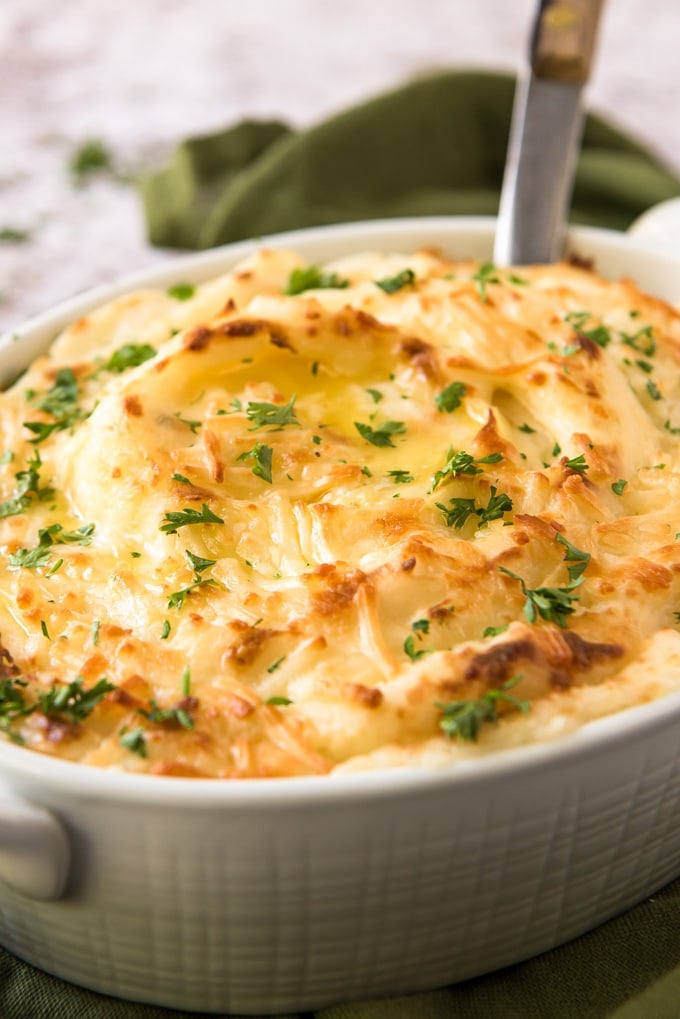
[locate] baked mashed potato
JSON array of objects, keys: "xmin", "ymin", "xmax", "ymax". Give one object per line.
[{"xmin": 1, "ymin": 247, "xmax": 680, "ymax": 778}]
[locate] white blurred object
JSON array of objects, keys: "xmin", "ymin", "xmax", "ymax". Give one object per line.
[{"xmin": 628, "ymin": 198, "xmax": 680, "ymax": 259}]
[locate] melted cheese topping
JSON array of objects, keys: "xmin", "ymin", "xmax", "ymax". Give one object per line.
[{"xmin": 1, "ymin": 247, "xmax": 680, "ymax": 778}]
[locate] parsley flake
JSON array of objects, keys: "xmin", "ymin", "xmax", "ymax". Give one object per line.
[
  {"xmin": 119, "ymin": 726, "xmax": 147, "ymax": 758},
  {"xmin": 9, "ymin": 546, "xmax": 51, "ymax": 570},
  {"xmin": 102, "ymin": 343, "xmax": 156, "ymax": 373},
  {"xmin": 564, "ymin": 454, "xmax": 588, "ymax": 474},
  {"xmin": 436, "ymin": 486, "xmax": 512, "ymax": 530},
  {"xmin": 246, "ymin": 395, "xmax": 299, "ymax": 430},
  {"xmin": 430, "ymin": 449, "xmax": 503, "ymax": 491},
  {"xmin": 168, "ymin": 283, "xmax": 196, "ymax": 301},
  {"xmin": 386, "ymin": 469, "xmax": 414, "ymax": 484},
  {"xmin": 375, "ymin": 269, "xmax": 415, "ymax": 294},
  {"xmin": 160, "ymin": 503, "xmax": 224, "ymax": 533},
  {"xmin": 435, "ymin": 381, "xmax": 466, "ymax": 413},
  {"xmin": 39, "ymin": 676, "xmax": 114, "ymax": 723},
  {"xmin": 354, "ymin": 420, "xmax": 407, "ymax": 448},
  {"xmin": 24, "ymin": 368, "xmax": 85, "ymax": 445},
  {"xmin": 285, "ymin": 266, "xmax": 349, "ymax": 295},
  {"xmin": 437, "ymin": 675, "xmax": 530, "ymax": 741},
  {"xmin": 472, "ymin": 263, "xmax": 500, "ymax": 302},
  {"xmin": 236, "ymin": 442, "xmax": 274, "ymax": 484},
  {"xmin": 483, "ymin": 623, "xmax": 509, "ymax": 638}
]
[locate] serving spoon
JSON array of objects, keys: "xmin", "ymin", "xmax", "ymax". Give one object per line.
[{"xmin": 494, "ymin": 0, "xmax": 606, "ymax": 266}]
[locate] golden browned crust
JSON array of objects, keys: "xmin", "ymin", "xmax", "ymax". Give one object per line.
[{"xmin": 0, "ymin": 247, "xmax": 679, "ymax": 776}]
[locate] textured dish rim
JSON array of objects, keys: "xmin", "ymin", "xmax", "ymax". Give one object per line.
[{"xmin": 1, "ymin": 214, "xmax": 680, "ymax": 805}]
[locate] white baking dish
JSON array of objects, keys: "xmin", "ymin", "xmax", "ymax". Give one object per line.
[{"xmin": 1, "ymin": 216, "xmax": 680, "ymax": 1015}]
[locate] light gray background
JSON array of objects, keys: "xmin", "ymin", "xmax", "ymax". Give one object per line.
[{"xmin": 1, "ymin": 0, "xmax": 678, "ymax": 333}]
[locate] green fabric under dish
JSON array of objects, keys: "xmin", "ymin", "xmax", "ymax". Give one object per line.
[
  {"xmin": 139, "ymin": 71, "xmax": 680, "ymax": 250},
  {"xmin": 3, "ymin": 71, "xmax": 680, "ymax": 1019}
]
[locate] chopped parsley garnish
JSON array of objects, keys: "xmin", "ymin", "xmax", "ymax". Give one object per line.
[
  {"xmin": 354, "ymin": 420, "xmax": 407, "ymax": 448},
  {"xmin": 160, "ymin": 503, "xmax": 224, "ymax": 533},
  {"xmin": 518, "ymin": 423, "xmax": 536, "ymax": 434},
  {"xmin": 139, "ymin": 698, "xmax": 193, "ymax": 730},
  {"xmin": 437, "ymin": 675, "xmax": 530, "ymax": 741},
  {"xmin": 375, "ymin": 268, "xmax": 415, "ymax": 294},
  {"xmin": 435, "ymin": 496, "xmax": 475, "ymax": 529},
  {"xmin": 91, "ymin": 620, "xmax": 100, "ymax": 646},
  {"xmin": 9, "ymin": 546, "xmax": 51, "ymax": 570},
  {"xmin": 621, "ymin": 325, "xmax": 655, "ymax": 357},
  {"xmin": 102, "ymin": 343, "xmax": 156, "ymax": 373},
  {"xmin": 160, "ymin": 620, "xmax": 171, "ymax": 640},
  {"xmin": 611, "ymin": 479, "xmax": 627, "ymax": 495},
  {"xmin": 24, "ymin": 368, "xmax": 85, "ymax": 444},
  {"xmin": 38, "ymin": 676, "xmax": 114, "ymax": 723},
  {"xmin": 236, "ymin": 442, "xmax": 274, "ymax": 484},
  {"xmin": 0, "ymin": 677, "xmax": 34, "ymax": 740},
  {"xmin": 386, "ymin": 469, "xmax": 414, "ymax": 484},
  {"xmin": 563, "ymin": 311, "xmax": 612, "ymax": 348},
  {"xmin": 646, "ymin": 380, "xmax": 662, "ymax": 401},
  {"xmin": 174, "ymin": 412, "xmax": 202, "ymax": 434},
  {"xmin": 167, "ymin": 283, "xmax": 195, "ymax": 301},
  {"xmin": 38, "ymin": 522, "xmax": 95, "ymax": 547},
  {"xmin": 246, "ymin": 395, "xmax": 299, "ymax": 430},
  {"xmin": 499, "ymin": 533, "xmax": 590, "ymax": 629},
  {"xmin": 285, "ymin": 266, "xmax": 350, "ymax": 296},
  {"xmin": 267, "ymin": 656, "xmax": 286, "ymax": 674},
  {"xmin": 167, "ymin": 578, "xmax": 218, "ymax": 607},
  {"xmin": 266, "ymin": 696, "xmax": 293, "ymax": 706},
  {"xmin": 185, "ymin": 550, "xmax": 217, "ymax": 574},
  {"xmin": 404, "ymin": 618, "xmax": 433, "ymax": 661},
  {"xmin": 472, "ymin": 263, "xmax": 500, "ymax": 302},
  {"xmin": 580, "ymin": 325, "xmax": 612, "ymax": 348},
  {"xmin": 403, "ymin": 635, "xmax": 428, "ymax": 661},
  {"xmin": 555, "ymin": 532, "xmax": 591, "ymax": 584},
  {"xmin": 564, "ymin": 454, "xmax": 588, "ymax": 474},
  {"xmin": 0, "ymin": 450, "xmax": 54, "ymax": 519},
  {"xmin": 431, "ymin": 449, "xmax": 503, "ymax": 491},
  {"xmin": 483, "ymin": 623, "xmax": 509, "ymax": 638},
  {"xmin": 119, "ymin": 726, "xmax": 147, "ymax": 757},
  {"xmin": 436, "ymin": 486, "xmax": 512, "ymax": 530},
  {"xmin": 171, "ymin": 473, "xmax": 193, "ymax": 485},
  {"xmin": 182, "ymin": 667, "xmax": 191, "ymax": 696},
  {"xmin": 167, "ymin": 549, "xmax": 220, "ymax": 610},
  {"xmin": 435, "ymin": 381, "xmax": 467, "ymax": 413},
  {"xmin": 564, "ymin": 311, "xmax": 591, "ymax": 330},
  {"xmin": 366, "ymin": 388, "xmax": 384, "ymax": 404}
]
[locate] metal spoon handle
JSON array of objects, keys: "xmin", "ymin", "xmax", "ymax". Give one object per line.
[{"xmin": 494, "ymin": 0, "xmax": 606, "ymax": 267}]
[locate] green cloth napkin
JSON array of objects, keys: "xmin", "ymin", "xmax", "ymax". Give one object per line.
[
  {"xmin": 140, "ymin": 71, "xmax": 680, "ymax": 250},
  {"xmin": 2, "ymin": 876, "xmax": 680, "ymax": 1018},
  {"xmin": 4, "ymin": 71, "xmax": 680, "ymax": 1019}
]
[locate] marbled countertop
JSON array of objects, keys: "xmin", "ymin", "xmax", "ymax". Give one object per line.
[{"xmin": 2, "ymin": 0, "xmax": 679, "ymax": 334}]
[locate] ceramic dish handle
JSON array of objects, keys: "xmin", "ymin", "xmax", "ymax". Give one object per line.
[
  {"xmin": 0, "ymin": 784, "xmax": 70, "ymax": 900},
  {"xmin": 627, "ymin": 198, "xmax": 680, "ymax": 259}
]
